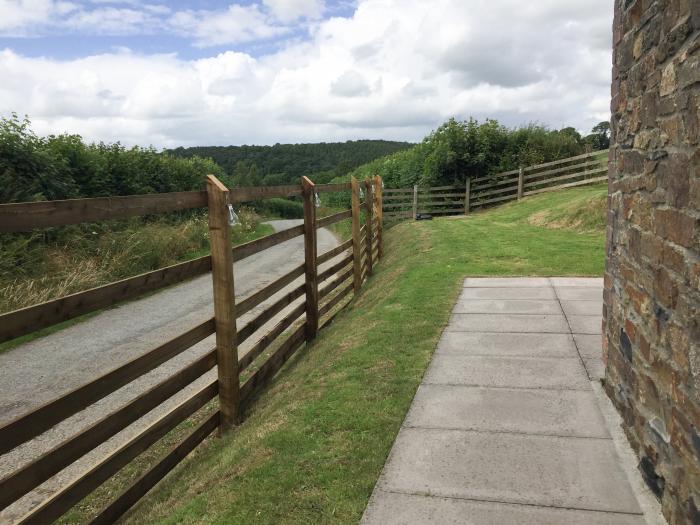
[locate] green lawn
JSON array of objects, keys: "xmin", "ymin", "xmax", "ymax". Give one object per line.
[{"xmin": 78, "ymin": 185, "xmax": 606, "ymax": 524}]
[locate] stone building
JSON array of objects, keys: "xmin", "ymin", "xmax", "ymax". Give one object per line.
[{"xmin": 604, "ymin": 0, "xmax": 699, "ymax": 523}]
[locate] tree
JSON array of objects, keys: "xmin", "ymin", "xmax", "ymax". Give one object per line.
[
  {"xmin": 0, "ymin": 114, "xmax": 77, "ymax": 202},
  {"xmin": 585, "ymin": 121, "xmax": 610, "ymax": 150},
  {"xmin": 559, "ymin": 127, "xmax": 583, "ymax": 144},
  {"xmin": 0, "ymin": 115, "xmax": 225, "ymax": 203},
  {"xmin": 347, "ymin": 117, "xmax": 591, "ymax": 188}
]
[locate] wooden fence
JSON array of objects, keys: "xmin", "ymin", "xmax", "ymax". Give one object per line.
[
  {"xmin": 0, "ymin": 174, "xmax": 383, "ymax": 524},
  {"xmin": 383, "ymin": 150, "xmax": 608, "ymax": 221}
]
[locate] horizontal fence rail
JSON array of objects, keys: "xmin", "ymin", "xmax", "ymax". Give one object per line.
[
  {"xmin": 229, "ymin": 184, "xmax": 302, "ymax": 203},
  {"xmin": 0, "ymin": 191, "xmax": 208, "ymax": 233},
  {"xmin": 0, "ymin": 318, "xmax": 215, "ymax": 455},
  {"xmin": 0, "ymin": 255, "xmax": 213, "ymax": 344},
  {"xmin": 0, "ymin": 174, "xmax": 384, "ymax": 524},
  {"xmin": 382, "ymin": 149, "xmax": 607, "ymax": 220}
]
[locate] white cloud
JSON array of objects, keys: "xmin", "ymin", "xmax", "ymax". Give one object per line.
[
  {"xmin": 169, "ymin": 4, "xmax": 286, "ymax": 47},
  {"xmin": 0, "ymin": 0, "xmax": 613, "ymax": 147},
  {"xmin": 0, "ymin": 1, "xmax": 288, "ymax": 43},
  {"xmin": 0, "ymin": 0, "xmax": 77, "ymax": 33},
  {"xmin": 330, "ymin": 70, "xmax": 370, "ymax": 97},
  {"xmin": 63, "ymin": 6, "xmax": 158, "ymax": 34},
  {"xmin": 262, "ymin": 0, "xmax": 324, "ymax": 22}
]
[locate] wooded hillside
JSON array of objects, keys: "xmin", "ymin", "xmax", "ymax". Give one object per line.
[{"xmin": 168, "ymin": 140, "xmax": 413, "ymax": 187}]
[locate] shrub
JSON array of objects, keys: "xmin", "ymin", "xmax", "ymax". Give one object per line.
[
  {"xmin": 230, "ymin": 206, "xmax": 262, "ymax": 244},
  {"xmin": 250, "ymin": 198, "xmax": 304, "ymax": 219}
]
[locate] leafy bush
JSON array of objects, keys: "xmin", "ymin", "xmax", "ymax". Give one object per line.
[
  {"xmin": 249, "ymin": 198, "xmax": 304, "ymax": 219},
  {"xmin": 0, "ymin": 114, "xmax": 226, "ymax": 204},
  {"xmin": 230, "ymin": 206, "xmax": 263, "ymax": 243},
  {"xmin": 349, "ymin": 117, "xmax": 609, "ymax": 189}
]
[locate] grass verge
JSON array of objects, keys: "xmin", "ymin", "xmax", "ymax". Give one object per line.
[
  {"xmin": 0, "ymin": 220, "xmax": 274, "ymax": 354},
  {"xmin": 66, "ymin": 185, "xmax": 606, "ymax": 523}
]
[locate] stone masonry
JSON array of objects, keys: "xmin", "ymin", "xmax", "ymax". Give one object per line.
[{"xmin": 605, "ymin": 1, "xmax": 699, "ymax": 524}]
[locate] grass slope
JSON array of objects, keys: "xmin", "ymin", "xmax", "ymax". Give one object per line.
[{"xmin": 110, "ymin": 185, "xmax": 605, "ymax": 524}]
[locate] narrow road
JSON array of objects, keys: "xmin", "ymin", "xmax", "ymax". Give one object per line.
[{"xmin": 0, "ymin": 220, "xmax": 341, "ymax": 523}]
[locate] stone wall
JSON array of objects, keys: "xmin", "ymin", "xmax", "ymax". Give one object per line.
[{"xmin": 604, "ymin": 0, "xmax": 699, "ymax": 523}]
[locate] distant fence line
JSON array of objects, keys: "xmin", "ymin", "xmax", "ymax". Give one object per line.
[
  {"xmin": 383, "ymin": 150, "xmax": 608, "ymax": 220},
  {"xmin": 0, "ymin": 175, "xmax": 383, "ymax": 523}
]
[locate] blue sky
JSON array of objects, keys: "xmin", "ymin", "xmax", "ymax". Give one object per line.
[
  {"xmin": 0, "ymin": 0, "xmax": 357, "ymax": 60},
  {"xmin": 0, "ymin": 1, "xmax": 613, "ymax": 147}
]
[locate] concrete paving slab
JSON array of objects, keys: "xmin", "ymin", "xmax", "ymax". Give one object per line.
[
  {"xmin": 556, "ymin": 286, "xmax": 604, "ymax": 301},
  {"xmin": 458, "ymin": 286, "xmax": 557, "ymax": 300},
  {"xmin": 584, "ymin": 357, "xmax": 606, "ymax": 381},
  {"xmin": 448, "ymin": 313, "xmax": 570, "ymax": 333},
  {"xmin": 437, "ymin": 332, "xmax": 577, "ymax": 358},
  {"xmin": 405, "ymin": 384, "xmax": 610, "ymax": 437},
  {"xmin": 453, "ymin": 299, "xmax": 562, "ymax": 314},
  {"xmin": 423, "ymin": 354, "xmax": 590, "ymax": 390},
  {"xmin": 574, "ymin": 333, "xmax": 603, "ymax": 359},
  {"xmin": 362, "ymin": 277, "xmax": 655, "ymax": 525},
  {"xmin": 378, "ymin": 427, "xmax": 642, "ymax": 514},
  {"xmin": 550, "ymin": 277, "xmax": 604, "ymax": 287},
  {"xmin": 569, "ymin": 315, "xmax": 603, "ymax": 334},
  {"xmin": 463, "ymin": 277, "xmax": 551, "ymax": 287},
  {"xmin": 561, "ymin": 300, "xmax": 603, "ymax": 316},
  {"xmin": 362, "ymin": 491, "xmax": 645, "ymax": 525}
]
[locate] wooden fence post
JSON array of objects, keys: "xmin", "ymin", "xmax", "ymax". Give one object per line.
[
  {"xmin": 364, "ymin": 178, "xmax": 374, "ymax": 276},
  {"xmin": 206, "ymin": 175, "xmax": 240, "ymax": 431},
  {"xmin": 373, "ymin": 175, "xmax": 383, "ymax": 259},
  {"xmin": 412, "ymin": 184, "xmax": 418, "ymax": 219},
  {"xmin": 351, "ymin": 177, "xmax": 362, "ymax": 293},
  {"xmin": 464, "ymin": 177, "xmax": 471, "ymax": 215},
  {"xmin": 517, "ymin": 168, "xmax": 524, "ymax": 200},
  {"xmin": 301, "ymin": 176, "xmax": 319, "ymax": 341}
]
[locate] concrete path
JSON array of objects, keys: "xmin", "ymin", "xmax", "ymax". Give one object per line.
[{"xmin": 362, "ymin": 277, "xmax": 660, "ymax": 525}]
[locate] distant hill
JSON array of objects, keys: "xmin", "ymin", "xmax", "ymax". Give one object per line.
[{"xmin": 168, "ymin": 140, "xmax": 413, "ymax": 186}]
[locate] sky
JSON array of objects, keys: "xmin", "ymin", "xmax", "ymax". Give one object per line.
[{"xmin": 0, "ymin": 0, "xmax": 613, "ymax": 148}]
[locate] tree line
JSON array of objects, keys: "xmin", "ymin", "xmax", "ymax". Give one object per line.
[
  {"xmin": 168, "ymin": 140, "xmax": 413, "ymax": 188},
  {"xmin": 0, "ymin": 114, "xmax": 414, "ymax": 204},
  {"xmin": 1, "ymin": 114, "xmax": 609, "ymax": 205},
  {"xmin": 0, "ymin": 115, "xmax": 227, "ymax": 204},
  {"xmin": 348, "ymin": 118, "xmax": 610, "ymax": 189}
]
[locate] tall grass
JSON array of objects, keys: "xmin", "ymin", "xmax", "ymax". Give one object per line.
[{"xmin": 0, "ymin": 208, "xmax": 265, "ymax": 314}]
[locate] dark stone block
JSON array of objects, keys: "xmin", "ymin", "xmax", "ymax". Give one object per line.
[
  {"xmin": 620, "ymin": 328, "xmax": 634, "ymax": 362},
  {"xmin": 648, "ymin": 149, "xmax": 668, "ymax": 161},
  {"xmin": 639, "ymin": 456, "xmax": 664, "ymax": 499},
  {"xmin": 654, "ymin": 304, "xmax": 670, "ymax": 324},
  {"xmin": 688, "ymin": 497, "xmax": 700, "ymax": 525},
  {"xmin": 692, "ymin": 426, "xmax": 700, "ymax": 461},
  {"xmin": 658, "ymin": 21, "xmax": 691, "ymax": 62}
]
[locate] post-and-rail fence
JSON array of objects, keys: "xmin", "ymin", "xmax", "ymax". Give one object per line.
[
  {"xmin": 383, "ymin": 150, "xmax": 608, "ymax": 221},
  {"xmin": 0, "ymin": 175, "xmax": 383, "ymax": 524}
]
